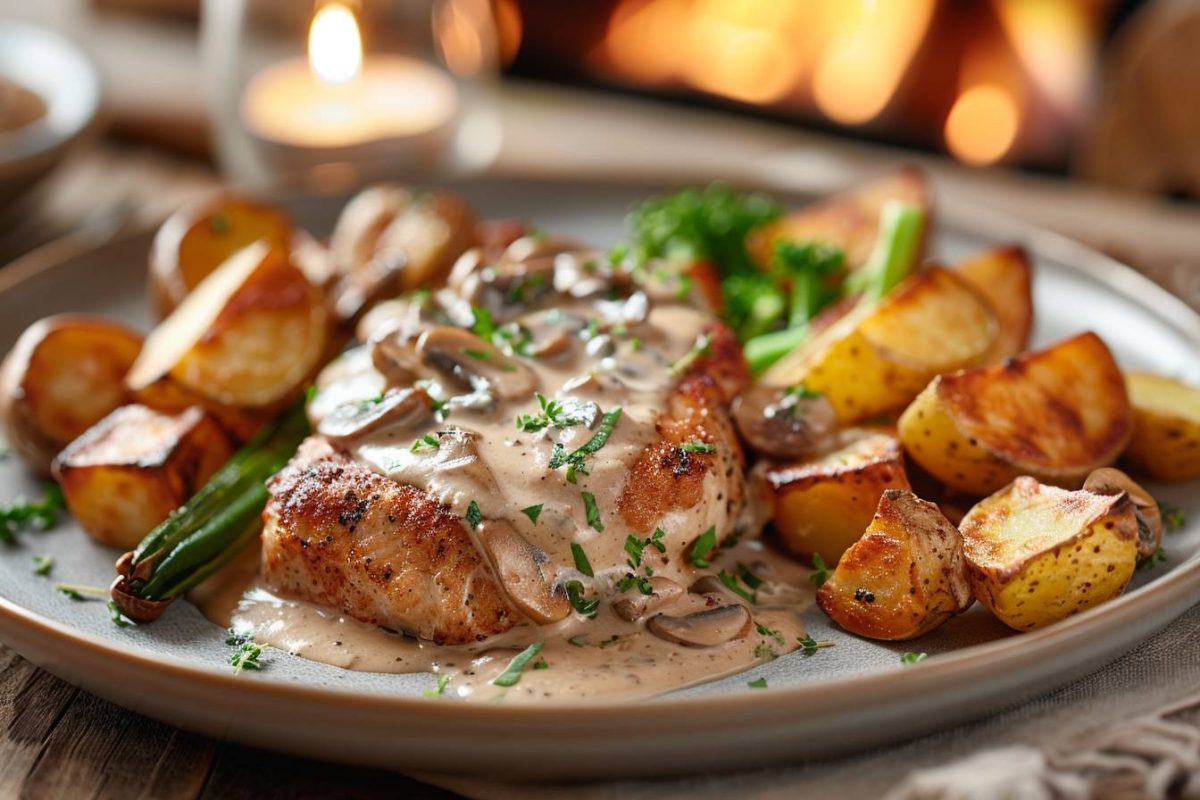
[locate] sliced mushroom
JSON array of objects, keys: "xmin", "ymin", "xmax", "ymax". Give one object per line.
[
  {"xmin": 732, "ymin": 384, "xmax": 838, "ymax": 461},
  {"xmin": 416, "ymin": 326, "xmax": 536, "ymax": 399},
  {"xmin": 646, "ymin": 604, "xmax": 752, "ymax": 647},
  {"xmin": 552, "ymin": 249, "xmax": 618, "ymax": 299},
  {"xmin": 1084, "ymin": 467, "xmax": 1163, "ymax": 557},
  {"xmin": 612, "ymin": 577, "xmax": 684, "ymax": 622},
  {"xmin": 357, "ymin": 296, "xmax": 428, "ymax": 344},
  {"xmin": 478, "ymin": 519, "xmax": 570, "ymax": 624},
  {"xmin": 317, "ymin": 387, "xmax": 431, "ymax": 443},
  {"xmin": 528, "ymin": 328, "xmax": 571, "ymax": 359},
  {"xmin": 371, "ymin": 327, "xmax": 427, "ymax": 386}
]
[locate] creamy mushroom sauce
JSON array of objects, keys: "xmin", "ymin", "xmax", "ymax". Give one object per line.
[{"xmin": 197, "ymin": 238, "xmax": 820, "ymax": 702}]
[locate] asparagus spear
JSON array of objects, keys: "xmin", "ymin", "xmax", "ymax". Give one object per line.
[{"xmin": 110, "ymin": 401, "xmax": 309, "ymax": 621}]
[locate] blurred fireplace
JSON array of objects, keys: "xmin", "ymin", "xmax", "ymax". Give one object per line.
[{"xmin": 495, "ymin": 0, "xmax": 1141, "ymax": 172}]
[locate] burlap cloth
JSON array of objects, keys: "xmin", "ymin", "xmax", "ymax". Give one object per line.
[{"xmin": 419, "ymin": 602, "xmax": 1200, "ymax": 799}]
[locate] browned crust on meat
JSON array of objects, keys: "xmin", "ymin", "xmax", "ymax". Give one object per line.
[{"xmin": 263, "ymin": 437, "xmax": 516, "ymax": 645}]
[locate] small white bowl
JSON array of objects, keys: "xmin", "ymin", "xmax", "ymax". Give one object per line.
[{"xmin": 0, "ymin": 21, "xmax": 102, "ymax": 208}]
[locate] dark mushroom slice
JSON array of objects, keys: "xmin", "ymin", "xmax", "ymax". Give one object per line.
[
  {"xmin": 416, "ymin": 326, "xmax": 536, "ymax": 399},
  {"xmin": 371, "ymin": 327, "xmax": 428, "ymax": 386},
  {"xmin": 732, "ymin": 384, "xmax": 838, "ymax": 461},
  {"xmin": 646, "ymin": 604, "xmax": 753, "ymax": 647},
  {"xmin": 1084, "ymin": 467, "xmax": 1163, "ymax": 557},
  {"xmin": 612, "ymin": 577, "xmax": 684, "ymax": 622},
  {"xmin": 316, "ymin": 387, "xmax": 432, "ymax": 444},
  {"xmin": 478, "ymin": 519, "xmax": 570, "ymax": 624}
]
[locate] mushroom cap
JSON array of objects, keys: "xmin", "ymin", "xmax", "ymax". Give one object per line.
[
  {"xmin": 1084, "ymin": 467, "xmax": 1163, "ymax": 557},
  {"xmin": 732, "ymin": 384, "xmax": 838, "ymax": 460},
  {"xmin": 646, "ymin": 604, "xmax": 752, "ymax": 647}
]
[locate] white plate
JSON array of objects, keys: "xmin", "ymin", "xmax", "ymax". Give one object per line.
[{"xmin": 0, "ymin": 177, "xmax": 1196, "ymax": 780}]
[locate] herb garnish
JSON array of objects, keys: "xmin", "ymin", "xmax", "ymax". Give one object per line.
[
  {"xmin": 1137, "ymin": 547, "xmax": 1167, "ymax": 571},
  {"xmin": 718, "ymin": 567, "xmax": 758, "ymax": 604},
  {"xmin": 900, "ymin": 652, "xmax": 927, "ymax": 665},
  {"xmin": 689, "ymin": 526, "xmax": 717, "ymax": 568},
  {"xmin": 668, "ymin": 333, "xmax": 713, "ymax": 376},
  {"xmin": 798, "ymin": 635, "xmax": 834, "ymax": 656},
  {"xmin": 680, "ymin": 440, "xmax": 716, "ymax": 454},
  {"xmin": 520, "ymin": 504, "xmax": 543, "ymax": 524},
  {"xmin": 463, "ymin": 348, "xmax": 492, "ymax": 362},
  {"xmin": 617, "ymin": 573, "xmax": 654, "ymax": 595},
  {"xmin": 548, "ymin": 406, "xmax": 623, "ymax": 481},
  {"xmin": 410, "ymin": 433, "xmax": 440, "ymax": 453},
  {"xmin": 107, "ymin": 601, "xmax": 131, "ymax": 628},
  {"xmin": 465, "ymin": 500, "xmax": 483, "ymax": 530},
  {"xmin": 570, "ymin": 543, "xmax": 594, "ymax": 577},
  {"xmin": 516, "ymin": 393, "xmax": 585, "ymax": 433},
  {"xmin": 228, "ymin": 638, "xmax": 265, "ymax": 673},
  {"xmin": 1159, "ymin": 501, "xmax": 1185, "ymax": 533},
  {"xmin": 581, "ymin": 492, "xmax": 604, "ymax": 532},
  {"xmin": 55, "ymin": 583, "xmax": 106, "ymax": 601},
  {"xmin": 0, "ymin": 483, "xmax": 65, "ymax": 544},
  {"xmin": 755, "ymin": 622, "xmax": 785, "ymax": 645},
  {"xmin": 32, "ymin": 555, "xmax": 53, "ymax": 577},
  {"xmin": 533, "ymin": 659, "xmax": 550, "ymax": 670},
  {"xmin": 564, "ymin": 580, "xmax": 599, "ymax": 617},
  {"xmin": 754, "ymin": 642, "xmax": 778, "ymax": 661},
  {"xmin": 624, "ymin": 534, "xmax": 646, "ymax": 570},
  {"xmin": 747, "ymin": 677, "xmax": 768, "ymax": 689},
  {"xmin": 492, "ymin": 642, "xmax": 544, "ymax": 687},
  {"xmin": 424, "ymin": 673, "xmax": 451, "ymax": 698},
  {"xmin": 808, "ymin": 553, "xmax": 832, "ymax": 588}
]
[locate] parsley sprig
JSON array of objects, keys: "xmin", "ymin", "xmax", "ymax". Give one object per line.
[
  {"xmin": 0, "ymin": 483, "xmax": 65, "ymax": 544},
  {"xmin": 492, "ymin": 642, "xmax": 544, "ymax": 687},
  {"xmin": 516, "ymin": 393, "xmax": 586, "ymax": 433},
  {"xmin": 548, "ymin": 406, "xmax": 623, "ymax": 483}
]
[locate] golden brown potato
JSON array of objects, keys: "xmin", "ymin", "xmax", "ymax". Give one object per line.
[
  {"xmin": 762, "ymin": 267, "xmax": 997, "ymax": 422},
  {"xmin": 747, "ymin": 166, "xmax": 931, "ymax": 271},
  {"xmin": 129, "ymin": 241, "xmax": 330, "ymax": 410},
  {"xmin": 328, "ymin": 186, "xmax": 477, "ymax": 322},
  {"xmin": 764, "ymin": 429, "xmax": 911, "ymax": 565},
  {"xmin": 816, "ymin": 489, "xmax": 972, "ymax": 640},
  {"xmin": 1121, "ymin": 372, "xmax": 1200, "ymax": 481},
  {"xmin": 959, "ymin": 476, "xmax": 1138, "ymax": 631},
  {"xmin": 0, "ymin": 316, "xmax": 143, "ymax": 475},
  {"xmin": 129, "ymin": 375, "xmax": 268, "ymax": 443},
  {"xmin": 52, "ymin": 404, "xmax": 233, "ymax": 548},
  {"xmin": 952, "ymin": 246, "xmax": 1033, "ymax": 363},
  {"xmin": 150, "ymin": 194, "xmax": 297, "ymax": 317},
  {"xmin": 899, "ymin": 332, "xmax": 1132, "ymax": 496}
]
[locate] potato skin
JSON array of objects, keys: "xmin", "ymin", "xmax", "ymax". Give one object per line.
[
  {"xmin": 959, "ymin": 476, "xmax": 1138, "ymax": 631},
  {"xmin": 130, "ymin": 241, "xmax": 330, "ymax": 410},
  {"xmin": 765, "ymin": 430, "xmax": 910, "ymax": 565},
  {"xmin": 1122, "ymin": 372, "xmax": 1200, "ymax": 481},
  {"xmin": 952, "ymin": 246, "xmax": 1033, "ymax": 363},
  {"xmin": 150, "ymin": 194, "xmax": 296, "ymax": 318},
  {"xmin": 899, "ymin": 332, "xmax": 1132, "ymax": 495},
  {"xmin": 762, "ymin": 267, "xmax": 997, "ymax": 422},
  {"xmin": 129, "ymin": 375, "xmax": 268, "ymax": 444},
  {"xmin": 747, "ymin": 166, "xmax": 931, "ymax": 271},
  {"xmin": 0, "ymin": 316, "xmax": 143, "ymax": 475},
  {"xmin": 816, "ymin": 489, "xmax": 972, "ymax": 640},
  {"xmin": 52, "ymin": 404, "xmax": 233, "ymax": 548}
]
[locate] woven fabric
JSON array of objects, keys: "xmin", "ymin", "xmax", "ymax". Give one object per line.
[{"xmin": 420, "ymin": 602, "xmax": 1200, "ymax": 800}]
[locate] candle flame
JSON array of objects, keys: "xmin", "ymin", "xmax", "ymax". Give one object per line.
[{"xmin": 309, "ymin": 4, "xmax": 363, "ymax": 85}]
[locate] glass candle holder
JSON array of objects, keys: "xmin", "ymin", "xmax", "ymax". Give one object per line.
[{"xmin": 201, "ymin": 0, "xmax": 502, "ymax": 186}]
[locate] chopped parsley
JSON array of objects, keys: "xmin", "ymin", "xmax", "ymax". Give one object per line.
[
  {"xmin": 32, "ymin": 555, "xmax": 53, "ymax": 577},
  {"xmin": 462, "ymin": 347, "xmax": 492, "ymax": 362},
  {"xmin": 900, "ymin": 652, "xmax": 927, "ymax": 665},
  {"xmin": 492, "ymin": 642, "xmax": 544, "ymax": 687},
  {"xmin": 754, "ymin": 642, "xmax": 778, "ymax": 661},
  {"xmin": 55, "ymin": 583, "xmax": 106, "ymax": 601},
  {"xmin": 0, "ymin": 483, "xmax": 66, "ymax": 544},
  {"xmin": 229, "ymin": 639, "xmax": 265, "ymax": 673},
  {"xmin": 798, "ymin": 635, "xmax": 833, "ymax": 656},
  {"xmin": 808, "ymin": 553, "xmax": 832, "ymax": 588},
  {"xmin": 564, "ymin": 580, "xmax": 599, "ymax": 617},
  {"xmin": 1137, "ymin": 547, "xmax": 1167, "ymax": 571},
  {"xmin": 747, "ymin": 677, "xmax": 768, "ymax": 689},
  {"xmin": 424, "ymin": 673, "xmax": 451, "ymax": 698},
  {"xmin": 648, "ymin": 527, "xmax": 667, "ymax": 553},
  {"xmin": 680, "ymin": 440, "xmax": 716, "ymax": 454},
  {"xmin": 581, "ymin": 492, "xmax": 604, "ymax": 532},
  {"xmin": 515, "ymin": 393, "xmax": 585, "ymax": 433},
  {"xmin": 755, "ymin": 622, "xmax": 785, "ymax": 645},
  {"xmin": 548, "ymin": 406, "xmax": 623, "ymax": 480},
  {"xmin": 718, "ymin": 567, "xmax": 758, "ymax": 604},
  {"xmin": 532, "ymin": 659, "xmax": 550, "ymax": 670},
  {"xmin": 570, "ymin": 542, "xmax": 594, "ymax": 577},
  {"xmin": 1159, "ymin": 501, "xmax": 1185, "ymax": 533},
  {"xmin": 107, "ymin": 601, "xmax": 131, "ymax": 628},
  {"xmin": 624, "ymin": 534, "xmax": 646, "ymax": 570},
  {"xmin": 520, "ymin": 504, "xmax": 543, "ymax": 524},
  {"xmin": 465, "ymin": 500, "xmax": 483, "ymax": 530},
  {"xmin": 689, "ymin": 526, "xmax": 718, "ymax": 568},
  {"xmin": 410, "ymin": 433, "xmax": 440, "ymax": 453},
  {"xmin": 617, "ymin": 573, "xmax": 654, "ymax": 595}
]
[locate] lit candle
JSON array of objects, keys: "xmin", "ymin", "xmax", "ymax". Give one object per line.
[{"xmin": 241, "ymin": 3, "xmax": 459, "ymax": 153}]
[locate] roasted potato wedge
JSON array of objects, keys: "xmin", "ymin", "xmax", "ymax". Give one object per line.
[
  {"xmin": 816, "ymin": 489, "xmax": 972, "ymax": 640},
  {"xmin": 0, "ymin": 316, "xmax": 143, "ymax": 475},
  {"xmin": 328, "ymin": 186, "xmax": 477, "ymax": 321},
  {"xmin": 899, "ymin": 332, "xmax": 1132, "ymax": 495},
  {"xmin": 765, "ymin": 429, "xmax": 911, "ymax": 565},
  {"xmin": 52, "ymin": 404, "xmax": 233, "ymax": 548},
  {"xmin": 959, "ymin": 476, "xmax": 1138, "ymax": 631},
  {"xmin": 129, "ymin": 241, "xmax": 330, "ymax": 410},
  {"xmin": 952, "ymin": 246, "xmax": 1033, "ymax": 363},
  {"xmin": 1122, "ymin": 372, "xmax": 1200, "ymax": 481},
  {"xmin": 762, "ymin": 267, "xmax": 997, "ymax": 422},
  {"xmin": 150, "ymin": 194, "xmax": 297, "ymax": 317},
  {"xmin": 129, "ymin": 374, "xmax": 269, "ymax": 443},
  {"xmin": 747, "ymin": 166, "xmax": 931, "ymax": 271}
]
